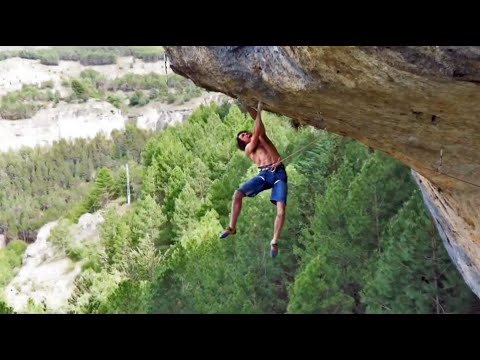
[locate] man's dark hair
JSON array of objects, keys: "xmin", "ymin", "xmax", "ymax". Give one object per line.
[{"xmin": 237, "ymin": 130, "xmax": 248, "ymax": 151}]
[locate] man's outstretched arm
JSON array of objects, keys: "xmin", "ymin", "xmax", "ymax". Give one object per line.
[
  {"xmin": 246, "ymin": 102, "xmax": 265, "ymax": 155},
  {"xmin": 250, "ymin": 102, "xmax": 271, "ymax": 141},
  {"xmin": 246, "ymin": 106, "xmax": 257, "ymax": 120},
  {"xmin": 253, "ymin": 101, "xmax": 266, "ymax": 137}
]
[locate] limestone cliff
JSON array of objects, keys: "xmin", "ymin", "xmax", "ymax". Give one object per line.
[{"xmin": 165, "ymin": 46, "xmax": 480, "ymax": 297}]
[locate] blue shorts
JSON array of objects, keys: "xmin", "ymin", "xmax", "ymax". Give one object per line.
[{"xmin": 238, "ymin": 164, "xmax": 288, "ymax": 205}]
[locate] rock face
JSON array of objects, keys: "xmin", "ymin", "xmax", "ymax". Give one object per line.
[
  {"xmin": 4, "ymin": 221, "xmax": 77, "ymax": 313},
  {"xmin": 4, "ymin": 212, "xmax": 104, "ymax": 313},
  {"xmin": 0, "ymin": 92, "xmax": 229, "ymax": 153},
  {"xmin": 0, "ymin": 56, "xmax": 172, "ymax": 97},
  {"xmin": 134, "ymin": 92, "xmax": 229, "ymax": 131},
  {"xmin": 0, "ymin": 101, "xmax": 125, "ymax": 152},
  {"xmin": 0, "ymin": 54, "xmax": 230, "ymax": 153},
  {"xmin": 165, "ymin": 46, "xmax": 480, "ymax": 298}
]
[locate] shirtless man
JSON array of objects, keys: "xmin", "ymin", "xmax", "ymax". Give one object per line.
[{"xmin": 220, "ymin": 101, "xmax": 287, "ymax": 258}]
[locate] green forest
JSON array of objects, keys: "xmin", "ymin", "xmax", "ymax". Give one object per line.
[
  {"xmin": 1, "ymin": 102, "xmax": 478, "ymax": 313},
  {"xmin": 1, "ymin": 71, "xmax": 202, "ymax": 120},
  {"xmin": 0, "ymin": 46, "xmax": 165, "ymax": 65}
]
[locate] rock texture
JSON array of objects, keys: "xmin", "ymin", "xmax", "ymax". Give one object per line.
[
  {"xmin": 4, "ymin": 212, "xmax": 104, "ymax": 313},
  {"xmin": 165, "ymin": 46, "xmax": 480, "ymax": 297},
  {"xmin": 0, "ymin": 92, "xmax": 229, "ymax": 153}
]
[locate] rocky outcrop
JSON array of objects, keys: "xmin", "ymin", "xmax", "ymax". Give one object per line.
[
  {"xmin": 0, "ymin": 56, "xmax": 171, "ymax": 97},
  {"xmin": 165, "ymin": 46, "xmax": 480, "ymax": 297},
  {"xmin": 0, "ymin": 92, "xmax": 229, "ymax": 152},
  {"xmin": 0, "ymin": 54, "xmax": 229, "ymax": 153},
  {"xmin": 4, "ymin": 212, "xmax": 104, "ymax": 313},
  {"xmin": 134, "ymin": 92, "xmax": 230, "ymax": 130},
  {"xmin": 0, "ymin": 101, "xmax": 125, "ymax": 152}
]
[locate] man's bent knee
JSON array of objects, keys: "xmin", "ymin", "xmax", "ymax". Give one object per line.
[
  {"xmin": 234, "ymin": 190, "xmax": 245, "ymax": 201},
  {"xmin": 277, "ymin": 203, "xmax": 286, "ymax": 216}
]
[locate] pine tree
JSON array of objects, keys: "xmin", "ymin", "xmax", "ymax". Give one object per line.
[
  {"xmin": 101, "ymin": 209, "xmax": 132, "ymax": 267},
  {"xmin": 128, "ymin": 195, "xmax": 167, "ymax": 247},
  {"xmin": 0, "ymin": 301, "xmax": 13, "ymax": 314},
  {"xmin": 361, "ymin": 191, "xmax": 478, "ymax": 313},
  {"xmin": 346, "ymin": 152, "xmax": 414, "ymax": 252},
  {"xmin": 288, "ymin": 255, "xmax": 354, "ymax": 313},
  {"xmin": 84, "ymin": 168, "xmax": 115, "ymax": 212}
]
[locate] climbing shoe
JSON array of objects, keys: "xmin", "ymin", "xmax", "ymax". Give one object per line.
[
  {"xmin": 220, "ymin": 226, "xmax": 237, "ymax": 239},
  {"xmin": 271, "ymin": 242, "xmax": 278, "ymax": 258}
]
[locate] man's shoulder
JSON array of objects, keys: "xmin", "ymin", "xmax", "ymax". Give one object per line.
[{"xmin": 259, "ymin": 134, "xmax": 272, "ymax": 144}]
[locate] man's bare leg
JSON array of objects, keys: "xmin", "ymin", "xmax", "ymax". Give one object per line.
[
  {"xmin": 271, "ymin": 202, "xmax": 286, "ymax": 257},
  {"xmin": 229, "ymin": 191, "xmax": 244, "ymax": 230},
  {"xmin": 220, "ymin": 191, "xmax": 244, "ymax": 238}
]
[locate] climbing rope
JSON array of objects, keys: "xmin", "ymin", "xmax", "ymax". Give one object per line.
[
  {"xmin": 238, "ymin": 100, "xmax": 319, "ymax": 167},
  {"xmin": 409, "ymin": 146, "xmax": 480, "ymax": 189},
  {"xmin": 279, "ymin": 137, "xmax": 319, "ymax": 165},
  {"xmin": 240, "ymin": 100, "xmax": 480, "ymax": 189},
  {"xmin": 256, "ymin": 137, "xmax": 319, "ymax": 172},
  {"xmin": 414, "ymin": 163, "xmax": 480, "ymax": 189},
  {"xmin": 277, "ymin": 137, "xmax": 480, "ymax": 189}
]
